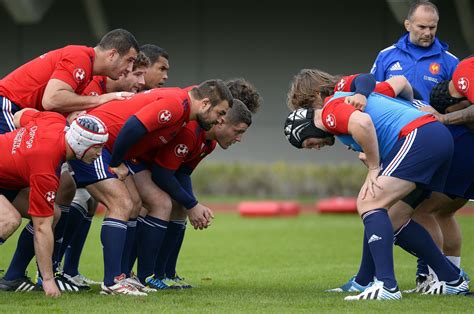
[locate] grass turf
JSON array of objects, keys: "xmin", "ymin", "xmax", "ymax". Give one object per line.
[{"xmin": 1, "ymin": 213, "xmax": 473, "ymax": 312}]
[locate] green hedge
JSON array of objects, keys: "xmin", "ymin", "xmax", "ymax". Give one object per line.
[{"xmin": 191, "ymin": 161, "xmax": 367, "ymax": 198}]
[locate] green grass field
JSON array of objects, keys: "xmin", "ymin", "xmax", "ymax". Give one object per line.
[{"xmin": 1, "ymin": 213, "xmax": 473, "ymax": 312}]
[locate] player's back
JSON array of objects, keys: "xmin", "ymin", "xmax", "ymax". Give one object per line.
[
  {"xmin": 0, "ymin": 45, "xmax": 94, "ymax": 110},
  {"xmin": 0, "ymin": 112, "xmax": 66, "ymax": 189}
]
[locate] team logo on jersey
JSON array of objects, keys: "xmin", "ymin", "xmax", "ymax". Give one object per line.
[
  {"xmin": 73, "ymin": 68, "xmax": 86, "ymax": 82},
  {"xmin": 389, "ymin": 62, "xmax": 403, "ymax": 71},
  {"xmin": 175, "ymin": 144, "xmax": 189, "ymax": 157},
  {"xmin": 457, "ymin": 77, "xmax": 469, "ymax": 93},
  {"xmin": 158, "ymin": 110, "xmax": 172, "ymax": 123},
  {"xmin": 429, "ymin": 62, "xmax": 440, "ymax": 75},
  {"xmin": 336, "ymin": 78, "xmax": 346, "ymax": 91},
  {"xmin": 45, "ymin": 191, "xmax": 56, "ymax": 204},
  {"xmin": 325, "ymin": 114, "xmax": 336, "ymax": 128}
]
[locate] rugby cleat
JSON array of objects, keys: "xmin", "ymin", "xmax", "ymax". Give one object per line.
[
  {"xmin": 423, "ymin": 277, "xmax": 469, "ymax": 295},
  {"xmin": 62, "ymin": 273, "xmax": 91, "ymax": 290},
  {"xmin": 74, "ymin": 273, "xmax": 101, "ymax": 285},
  {"xmin": 100, "ymin": 273, "xmax": 147, "ymax": 296},
  {"xmin": 53, "ymin": 272, "xmax": 89, "ymax": 292},
  {"xmin": 125, "ymin": 274, "xmax": 157, "ymax": 293},
  {"xmin": 170, "ymin": 275, "xmax": 193, "ymax": 289},
  {"xmin": 344, "ymin": 281, "xmax": 402, "ymax": 301},
  {"xmin": 0, "ymin": 276, "xmax": 42, "ymax": 292},
  {"xmin": 403, "ymin": 274, "xmax": 433, "ymax": 293},
  {"xmin": 145, "ymin": 275, "xmax": 180, "ymax": 290},
  {"xmin": 326, "ymin": 276, "xmax": 370, "ymax": 292}
]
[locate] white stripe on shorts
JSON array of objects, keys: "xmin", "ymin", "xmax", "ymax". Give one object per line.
[
  {"xmin": 2, "ymin": 98, "xmax": 15, "ymax": 131},
  {"xmin": 381, "ymin": 129, "xmax": 417, "ymax": 177}
]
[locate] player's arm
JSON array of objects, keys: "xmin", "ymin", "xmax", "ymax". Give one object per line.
[
  {"xmin": 345, "ymin": 74, "xmax": 376, "ymax": 110},
  {"xmin": 29, "ymin": 174, "xmax": 61, "ymax": 297},
  {"xmin": 109, "ymin": 116, "xmax": 147, "ymax": 168},
  {"xmin": 382, "ymin": 76, "xmax": 414, "ymax": 101},
  {"xmin": 42, "ymin": 79, "xmax": 130, "ymax": 112},
  {"xmin": 31, "ymin": 215, "xmax": 60, "ymax": 297},
  {"xmin": 347, "ymin": 111, "xmax": 382, "ymax": 199},
  {"xmin": 436, "ymin": 103, "xmax": 474, "ymax": 125},
  {"xmin": 152, "ymin": 164, "xmax": 213, "ymax": 230},
  {"xmin": 13, "ymin": 108, "xmax": 39, "ymax": 128},
  {"xmin": 151, "ymin": 164, "xmax": 197, "ymax": 209}
]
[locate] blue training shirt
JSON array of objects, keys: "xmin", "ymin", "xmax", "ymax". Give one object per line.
[
  {"xmin": 329, "ymin": 91, "xmax": 430, "ymax": 159},
  {"xmin": 370, "ymin": 33, "xmax": 458, "ymax": 102}
]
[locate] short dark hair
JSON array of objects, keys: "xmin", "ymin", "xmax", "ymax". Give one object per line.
[
  {"xmin": 140, "ymin": 44, "xmax": 169, "ymax": 64},
  {"xmin": 407, "ymin": 0, "xmax": 438, "ymax": 20},
  {"xmin": 225, "ymin": 78, "xmax": 262, "ymax": 114},
  {"xmin": 98, "ymin": 29, "xmax": 139, "ymax": 56},
  {"xmin": 226, "ymin": 99, "xmax": 252, "ymax": 127},
  {"xmin": 191, "ymin": 79, "xmax": 233, "ymax": 108}
]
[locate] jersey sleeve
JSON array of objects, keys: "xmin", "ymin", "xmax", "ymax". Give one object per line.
[
  {"xmin": 321, "ymin": 98, "xmax": 357, "ymax": 135},
  {"xmin": 374, "ymin": 81, "xmax": 396, "ymax": 98},
  {"xmin": 82, "ymin": 76, "xmax": 107, "ymax": 96},
  {"xmin": 134, "ymin": 98, "xmax": 184, "ymax": 132},
  {"xmin": 183, "ymin": 140, "xmax": 217, "ymax": 170},
  {"xmin": 154, "ymin": 128, "xmax": 197, "ymax": 170},
  {"xmin": 50, "ymin": 49, "xmax": 92, "ymax": 92},
  {"xmin": 28, "ymin": 174, "xmax": 60, "ymax": 217},
  {"xmin": 334, "ymin": 75, "xmax": 357, "ymax": 92}
]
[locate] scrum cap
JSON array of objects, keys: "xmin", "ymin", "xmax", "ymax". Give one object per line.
[
  {"xmin": 66, "ymin": 115, "xmax": 109, "ymax": 159},
  {"xmin": 284, "ymin": 108, "xmax": 333, "ymax": 149}
]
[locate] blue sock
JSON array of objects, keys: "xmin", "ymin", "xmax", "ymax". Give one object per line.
[
  {"xmin": 394, "ymin": 219, "xmax": 459, "ymax": 282},
  {"xmin": 121, "ymin": 218, "xmax": 137, "ymax": 276},
  {"xmin": 58, "ymin": 203, "xmax": 87, "ymax": 263},
  {"xmin": 4, "ymin": 221, "xmax": 35, "ymax": 280},
  {"xmin": 416, "ymin": 258, "xmax": 429, "ymax": 277},
  {"xmin": 63, "ymin": 214, "xmax": 93, "ymax": 276},
  {"xmin": 362, "ymin": 209, "xmax": 397, "ymax": 289},
  {"xmin": 354, "ymin": 229, "xmax": 375, "ymax": 286},
  {"xmin": 155, "ymin": 220, "xmax": 183, "ymax": 278},
  {"xmin": 165, "ymin": 220, "xmax": 186, "ymax": 278},
  {"xmin": 128, "ymin": 216, "xmax": 144, "ymax": 274},
  {"xmin": 136, "ymin": 215, "xmax": 168, "ymax": 283},
  {"xmin": 101, "ymin": 217, "xmax": 127, "ymax": 286},
  {"xmin": 52, "ymin": 205, "xmax": 70, "ymax": 271}
]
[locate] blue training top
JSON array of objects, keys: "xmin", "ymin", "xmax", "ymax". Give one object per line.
[
  {"xmin": 328, "ymin": 91, "xmax": 430, "ymax": 159},
  {"xmin": 370, "ymin": 33, "xmax": 458, "ymax": 102}
]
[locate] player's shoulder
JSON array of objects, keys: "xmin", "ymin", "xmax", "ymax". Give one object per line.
[{"xmin": 377, "ymin": 45, "xmax": 397, "ymax": 57}]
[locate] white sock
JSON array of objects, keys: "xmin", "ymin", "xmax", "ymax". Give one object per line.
[{"xmin": 447, "ymin": 256, "xmax": 461, "ymax": 268}]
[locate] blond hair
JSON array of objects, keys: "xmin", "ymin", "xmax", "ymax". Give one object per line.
[{"xmin": 287, "ymin": 69, "xmax": 341, "ymax": 110}]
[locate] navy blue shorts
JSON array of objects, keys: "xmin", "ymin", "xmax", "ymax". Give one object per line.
[
  {"xmin": 380, "ymin": 122, "xmax": 453, "ymax": 193},
  {"xmin": 443, "ymin": 128, "xmax": 474, "ymax": 199},
  {"xmin": 126, "ymin": 159, "xmax": 148, "ymax": 175},
  {"xmin": 69, "ymin": 148, "xmax": 117, "ymax": 188},
  {"xmin": 0, "ymin": 96, "xmax": 20, "ymax": 134}
]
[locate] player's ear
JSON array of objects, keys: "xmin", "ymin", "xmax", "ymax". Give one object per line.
[
  {"xmin": 201, "ymin": 97, "xmax": 211, "ymax": 110},
  {"xmin": 108, "ymin": 49, "xmax": 118, "ymax": 61}
]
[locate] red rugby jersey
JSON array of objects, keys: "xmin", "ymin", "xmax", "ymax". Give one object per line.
[
  {"xmin": 88, "ymin": 87, "xmax": 191, "ymax": 159},
  {"xmin": 0, "ymin": 45, "xmax": 95, "ymax": 110},
  {"xmin": 82, "ymin": 75, "xmax": 108, "ymax": 96},
  {"xmin": 0, "ymin": 111, "xmax": 66, "ymax": 216}
]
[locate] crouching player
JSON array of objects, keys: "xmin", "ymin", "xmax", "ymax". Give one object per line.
[
  {"xmin": 130, "ymin": 100, "xmax": 253, "ymax": 289},
  {"xmin": 284, "ymin": 89, "xmax": 469, "ymax": 300},
  {"xmin": 0, "ymin": 110, "xmax": 108, "ymax": 297}
]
